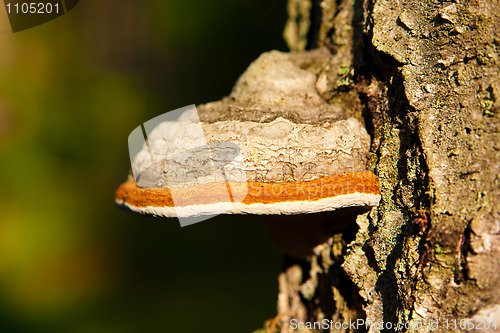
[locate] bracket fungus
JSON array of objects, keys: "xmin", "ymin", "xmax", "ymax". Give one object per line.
[{"xmin": 115, "ymin": 51, "xmax": 381, "ymax": 220}]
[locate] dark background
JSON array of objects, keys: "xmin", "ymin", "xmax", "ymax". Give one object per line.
[{"xmin": 0, "ymin": 0, "xmax": 288, "ymax": 332}]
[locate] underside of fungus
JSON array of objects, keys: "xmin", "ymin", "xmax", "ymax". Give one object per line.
[{"xmin": 115, "ymin": 50, "xmax": 381, "ymax": 218}]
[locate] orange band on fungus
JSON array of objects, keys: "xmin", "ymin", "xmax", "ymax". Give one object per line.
[{"xmin": 115, "ymin": 171, "xmax": 380, "ymax": 209}]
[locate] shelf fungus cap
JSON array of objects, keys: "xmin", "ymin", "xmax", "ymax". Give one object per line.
[{"xmin": 115, "ymin": 51, "xmax": 381, "ymax": 221}]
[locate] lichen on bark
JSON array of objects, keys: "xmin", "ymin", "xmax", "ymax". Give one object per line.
[{"xmin": 266, "ymin": 0, "xmax": 500, "ymax": 332}]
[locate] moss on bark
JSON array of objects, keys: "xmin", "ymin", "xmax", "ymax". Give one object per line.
[{"xmin": 271, "ymin": 0, "xmax": 500, "ymax": 332}]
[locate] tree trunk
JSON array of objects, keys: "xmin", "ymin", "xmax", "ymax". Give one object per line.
[{"xmin": 262, "ymin": 0, "xmax": 500, "ymax": 332}]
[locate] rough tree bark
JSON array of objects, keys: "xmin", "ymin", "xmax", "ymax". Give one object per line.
[{"xmin": 257, "ymin": 0, "xmax": 500, "ymax": 332}]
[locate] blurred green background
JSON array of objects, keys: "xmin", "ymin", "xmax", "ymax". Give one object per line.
[{"xmin": 0, "ymin": 0, "xmax": 287, "ymax": 332}]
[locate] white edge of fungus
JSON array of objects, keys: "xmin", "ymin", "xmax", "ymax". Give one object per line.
[{"xmin": 115, "ymin": 193, "xmax": 381, "ymax": 218}]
